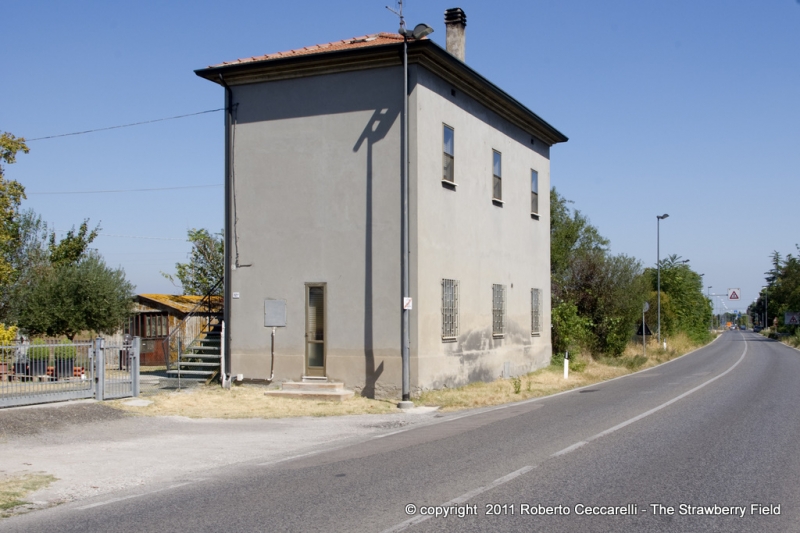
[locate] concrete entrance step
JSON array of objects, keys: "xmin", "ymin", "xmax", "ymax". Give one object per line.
[{"xmin": 264, "ymin": 380, "xmax": 355, "ymax": 402}]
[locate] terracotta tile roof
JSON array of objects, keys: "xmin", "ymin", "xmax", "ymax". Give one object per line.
[{"xmin": 212, "ymin": 32, "xmax": 408, "ymax": 67}]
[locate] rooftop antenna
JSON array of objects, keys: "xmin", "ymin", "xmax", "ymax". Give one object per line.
[{"xmin": 386, "ymin": 0, "xmax": 406, "ymax": 34}]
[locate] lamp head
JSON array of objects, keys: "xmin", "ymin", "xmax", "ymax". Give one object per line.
[
  {"xmin": 657, "ymin": 213, "xmax": 669, "ymax": 220},
  {"xmin": 410, "ymin": 23, "xmax": 434, "ymax": 39}
]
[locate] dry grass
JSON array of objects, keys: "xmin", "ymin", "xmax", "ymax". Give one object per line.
[
  {"xmin": 110, "ymin": 385, "xmax": 397, "ymax": 419},
  {"xmin": 417, "ymin": 332, "xmax": 711, "ymax": 412},
  {"xmin": 109, "ymin": 332, "xmax": 712, "ymax": 418},
  {"xmin": 0, "ymin": 473, "xmax": 57, "ymax": 517}
]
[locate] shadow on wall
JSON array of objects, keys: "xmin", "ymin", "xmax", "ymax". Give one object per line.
[{"xmin": 353, "ymin": 105, "xmax": 401, "ymax": 398}]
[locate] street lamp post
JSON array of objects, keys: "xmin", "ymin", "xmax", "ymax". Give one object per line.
[
  {"xmin": 389, "ymin": 1, "xmax": 433, "ymax": 408},
  {"xmin": 708, "ymin": 286, "xmax": 713, "ymax": 331},
  {"xmin": 656, "ymin": 214, "xmax": 669, "ymax": 345}
]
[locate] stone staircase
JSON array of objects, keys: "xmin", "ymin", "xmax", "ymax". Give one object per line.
[
  {"xmin": 264, "ymin": 377, "xmax": 354, "ymax": 401},
  {"xmin": 166, "ymin": 324, "xmax": 221, "ymax": 384}
]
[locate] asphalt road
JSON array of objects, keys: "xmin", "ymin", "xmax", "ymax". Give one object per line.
[{"xmin": 5, "ymin": 331, "xmax": 799, "ymax": 532}]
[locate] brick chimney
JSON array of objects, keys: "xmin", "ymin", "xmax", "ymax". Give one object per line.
[{"xmin": 444, "ymin": 8, "xmax": 466, "ymax": 62}]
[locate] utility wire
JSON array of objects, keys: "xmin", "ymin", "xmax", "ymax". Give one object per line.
[
  {"xmin": 28, "ymin": 184, "xmax": 222, "ymax": 195},
  {"xmin": 26, "ymin": 108, "xmax": 225, "ymax": 141},
  {"xmin": 53, "ymin": 229, "xmax": 186, "ymax": 242}
]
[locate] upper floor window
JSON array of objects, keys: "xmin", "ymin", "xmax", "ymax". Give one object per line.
[
  {"xmin": 531, "ymin": 170, "xmax": 539, "ymax": 215},
  {"xmin": 492, "ymin": 151, "xmax": 502, "ymax": 201},
  {"xmin": 443, "ymin": 125, "xmax": 454, "ymax": 184}
]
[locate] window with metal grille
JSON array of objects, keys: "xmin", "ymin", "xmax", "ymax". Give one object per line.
[
  {"xmin": 492, "ymin": 284, "xmax": 505, "ymax": 336},
  {"xmin": 492, "ymin": 150, "xmax": 502, "ymax": 201},
  {"xmin": 531, "ymin": 288, "xmax": 542, "ymax": 336},
  {"xmin": 443, "ymin": 125, "xmax": 454, "ymax": 183},
  {"xmin": 442, "ymin": 279, "xmax": 459, "ymax": 341},
  {"xmin": 531, "ymin": 169, "xmax": 539, "ymax": 215}
]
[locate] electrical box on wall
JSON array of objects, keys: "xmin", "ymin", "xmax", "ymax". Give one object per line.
[{"xmin": 264, "ymin": 299, "xmax": 287, "ymax": 327}]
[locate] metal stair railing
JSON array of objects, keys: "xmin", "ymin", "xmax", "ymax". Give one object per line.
[{"xmin": 162, "ymin": 279, "xmax": 223, "ymax": 371}]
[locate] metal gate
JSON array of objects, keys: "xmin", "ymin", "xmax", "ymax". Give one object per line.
[
  {"xmin": 0, "ymin": 337, "xmax": 140, "ymax": 408},
  {"xmin": 97, "ymin": 337, "xmax": 140, "ymax": 400}
]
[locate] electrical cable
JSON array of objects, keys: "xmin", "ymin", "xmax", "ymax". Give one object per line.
[
  {"xmin": 26, "ymin": 108, "xmax": 225, "ymax": 141},
  {"xmin": 27, "ymin": 184, "xmax": 222, "ymax": 195}
]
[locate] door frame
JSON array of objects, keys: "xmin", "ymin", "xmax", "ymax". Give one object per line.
[{"xmin": 304, "ymin": 282, "xmax": 327, "ymax": 377}]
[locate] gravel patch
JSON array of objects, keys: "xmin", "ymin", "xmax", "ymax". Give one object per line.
[{"xmin": 0, "ymin": 402, "xmax": 131, "ymax": 441}]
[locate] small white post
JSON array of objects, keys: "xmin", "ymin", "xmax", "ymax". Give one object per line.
[{"xmin": 563, "ymin": 351, "xmax": 569, "ymax": 380}]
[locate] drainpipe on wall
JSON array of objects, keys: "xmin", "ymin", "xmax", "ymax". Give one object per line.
[
  {"xmin": 220, "ymin": 320, "xmax": 228, "ymax": 389},
  {"xmin": 220, "ymin": 72, "xmax": 233, "ymax": 385}
]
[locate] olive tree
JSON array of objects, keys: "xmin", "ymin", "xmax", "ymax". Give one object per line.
[{"xmin": 18, "ymin": 252, "xmax": 134, "ymax": 340}]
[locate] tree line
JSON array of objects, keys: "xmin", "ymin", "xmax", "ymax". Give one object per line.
[
  {"xmin": 551, "ymin": 188, "xmax": 712, "ymax": 357},
  {"xmin": 749, "ymin": 249, "xmax": 800, "ymax": 332}
]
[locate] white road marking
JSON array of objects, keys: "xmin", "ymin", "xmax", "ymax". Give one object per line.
[
  {"xmin": 552, "ymin": 441, "xmax": 588, "ymax": 457},
  {"xmin": 381, "ymin": 466, "xmax": 534, "ymax": 533},
  {"xmin": 586, "ymin": 340, "xmax": 746, "ymax": 443},
  {"xmin": 384, "ymin": 336, "xmax": 746, "ymax": 532},
  {"xmin": 76, "ymin": 482, "xmax": 193, "ymax": 510},
  {"xmin": 257, "ymin": 450, "xmax": 320, "ymax": 466}
]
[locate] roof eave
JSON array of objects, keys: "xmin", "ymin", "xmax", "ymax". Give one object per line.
[{"xmin": 195, "ymin": 39, "xmax": 568, "ymax": 146}]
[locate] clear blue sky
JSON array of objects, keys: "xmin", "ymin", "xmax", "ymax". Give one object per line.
[{"xmin": 3, "ymin": 1, "xmax": 799, "ymax": 313}]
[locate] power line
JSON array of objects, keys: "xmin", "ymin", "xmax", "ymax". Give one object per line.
[
  {"xmin": 28, "ymin": 184, "xmax": 222, "ymax": 195},
  {"xmin": 26, "ymin": 108, "xmax": 225, "ymax": 141},
  {"xmin": 96, "ymin": 233, "xmax": 187, "ymax": 241},
  {"xmin": 53, "ymin": 229, "xmax": 187, "ymax": 242}
]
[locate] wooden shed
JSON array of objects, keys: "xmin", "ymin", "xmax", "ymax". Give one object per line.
[{"xmin": 126, "ymin": 294, "xmax": 223, "ymax": 366}]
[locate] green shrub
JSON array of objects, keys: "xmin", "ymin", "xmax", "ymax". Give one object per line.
[
  {"xmin": 27, "ymin": 339, "xmax": 50, "ymax": 361},
  {"xmin": 551, "ymin": 352, "xmax": 586, "ymax": 372},
  {"xmin": 54, "ymin": 340, "xmax": 76, "ymax": 359}
]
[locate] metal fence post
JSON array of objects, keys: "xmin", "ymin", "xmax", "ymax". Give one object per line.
[
  {"xmin": 95, "ymin": 337, "xmax": 105, "ymax": 401},
  {"xmin": 131, "ymin": 337, "xmax": 140, "ymax": 397}
]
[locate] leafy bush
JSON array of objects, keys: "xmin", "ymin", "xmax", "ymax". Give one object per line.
[
  {"xmin": 0, "ymin": 323, "xmax": 17, "ymax": 346},
  {"xmin": 550, "ymin": 352, "xmax": 586, "ymax": 372},
  {"xmin": 54, "ymin": 340, "xmax": 76, "ymax": 359},
  {"xmin": 27, "ymin": 339, "xmax": 50, "ymax": 361},
  {"xmin": 551, "ymin": 301, "xmax": 590, "ymax": 355}
]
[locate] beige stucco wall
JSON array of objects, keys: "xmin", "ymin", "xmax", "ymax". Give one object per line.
[
  {"xmin": 410, "ymin": 66, "xmax": 553, "ymax": 391},
  {"xmin": 226, "ymin": 66, "xmax": 406, "ymax": 397},
  {"xmin": 225, "ymin": 62, "xmax": 554, "ymax": 398}
]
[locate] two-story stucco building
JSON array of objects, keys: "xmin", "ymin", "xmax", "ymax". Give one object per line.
[{"xmin": 195, "ymin": 9, "xmax": 567, "ymax": 398}]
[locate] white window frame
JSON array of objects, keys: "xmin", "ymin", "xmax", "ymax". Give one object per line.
[
  {"xmin": 443, "ymin": 124, "xmax": 455, "ymax": 185},
  {"xmin": 531, "ymin": 169, "xmax": 539, "ymax": 216},
  {"xmin": 492, "ymin": 150, "xmax": 502, "ymax": 202}
]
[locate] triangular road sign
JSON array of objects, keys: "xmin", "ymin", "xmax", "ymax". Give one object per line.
[{"xmin": 728, "ymin": 289, "xmax": 740, "ymax": 300}]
